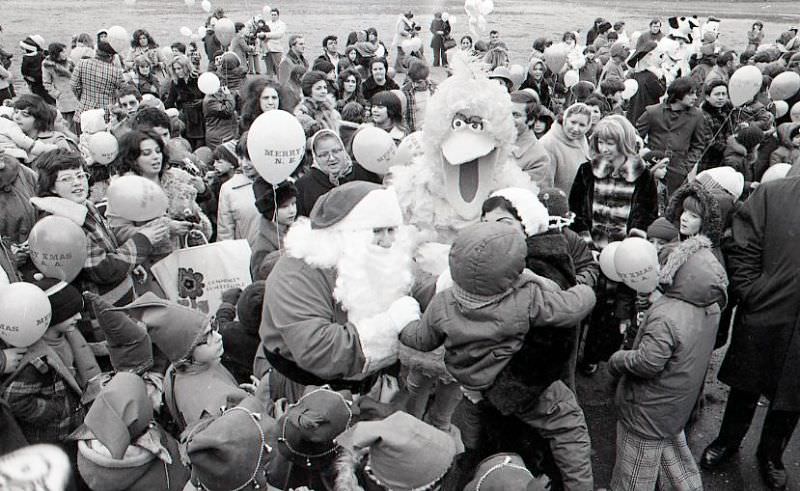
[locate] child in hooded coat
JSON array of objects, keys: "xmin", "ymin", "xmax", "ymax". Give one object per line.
[
  {"xmin": 71, "ymin": 372, "xmax": 189, "ymax": 491},
  {"xmin": 400, "ymin": 221, "xmax": 597, "ymax": 491},
  {"xmin": 609, "ymin": 229, "xmax": 728, "ymax": 490}
]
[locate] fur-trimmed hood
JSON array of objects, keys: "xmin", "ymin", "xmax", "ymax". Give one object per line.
[
  {"xmin": 658, "ymin": 234, "xmax": 728, "ymax": 308},
  {"xmin": 665, "ymin": 181, "xmax": 722, "ymax": 247}
]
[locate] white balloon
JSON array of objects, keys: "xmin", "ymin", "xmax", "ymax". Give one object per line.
[
  {"xmin": 106, "ymin": 175, "xmax": 169, "ymax": 222},
  {"xmin": 479, "ymin": 0, "xmax": 494, "ymax": 15},
  {"xmin": 88, "ymin": 132, "xmax": 119, "ymax": 165},
  {"xmin": 760, "ymin": 163, "xmax": 792, "ymax": 183},
  {"xmin": 197, "ymin": 26, "xmax": 206, "ymax": 37},
  {"xmin": 614, "ymin": 238, "xmax": 660, "ymax": 294},
  {"xmin": 599, "ymin": 242, "xmax": 622, "ymax": 281},
  {"xmin": 247, "ymin": 110, "xmax": 305, "ymax": 184},
  {"xmin": 201, "ymin": 0, "xmax": 212, "ymax": 13},
  {"xmin": 180, "ymin": 26, "xmax": 192, "ymax": 37},
  {"xmin": 352, "ymin": 126, "xmax": 397, "ymax": 175},
  {"xmin": 393, "ymin": 131, "xmax": 424, "ymax": 167},
  {"xmin": 564, "ymin": 70, "xmax": 579, "ymax": 88},
  {"xmin": 197, "ymin": 72, "xmax": 221, "ymax": 95},
  {"xmin": 622, "ymin": 79, "xmax": 639, "ymax": 99},
  {"xmin": 0, "ymin": 283, "xmax": 52, "ymax": 348},
  {"xmin": 106, "ymin": 26, "xmax": 129, "ymax": 56},
  {"xmin": 262, "ymin": 4, "xmax": 272, "ymax": 16}
]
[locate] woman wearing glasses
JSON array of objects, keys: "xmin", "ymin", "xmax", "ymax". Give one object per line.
[
  {"xmin": 295, "ymin": 129, "xmax": 355, "ymax": 217},
  {"xmin": 30, "ymin": 149, "xmax": 168, "ymax": 307}
]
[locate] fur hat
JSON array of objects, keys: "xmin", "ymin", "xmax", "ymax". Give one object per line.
[
  {"xmin": 490, "ymin": 187, "xmax": 550, "ymax": 237},
  {"xmin": 184, "ymin": 396, "xmax": 276, "ymax": 491},
  {"xmin": 450, "ymin": 222, "xmax": 527, "ymax": 297},
  {"xmin": 336, "ymin": 411, "xmax": 459, "ymax": 491},
  {"xmin": 309, "ymin": 181, "xmax": 402, "ymax": 231},
  {"xmin": 253, "ymin": 177, "xmax": 297, "ymax": 221},
  {"xmin": 84, "ymin": 292, "xmax": 153, "ymax": 374},
  {"xmin": 465, "ymin": 453, "xmax": 547, "ymax": 491},
  {"xmin": 665, "ymin": 181, "xmax": 722, "ymax": 246},
  {"xmin": 31, "ymin": 277, "xmax": 83, "ymax": 326},
  {"xmin": 110, "ymin": 292, "xmax": 209, "ymax": 364}
]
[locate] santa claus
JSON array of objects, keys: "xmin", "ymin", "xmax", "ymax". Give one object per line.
[{"xmin": 258, "ymin": 181, "xmax": 432, "ymax": 402}]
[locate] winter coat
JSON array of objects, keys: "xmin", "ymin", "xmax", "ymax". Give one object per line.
[
  {"xmin": 202, "ymin": 90, "xmax": 237, "ymax": 150},
  {"xmin": 400, "ymin": 269, "xmax": 595, "ymax": 391},
  {"xmin": 569, "ymin": 158, "xmax": 659, "ymax": 243},
  {"xmin": 32, "ymin": 196, "xmax": 152, "ymax": 307},
  {"xmin": 0, "ymin": 158, "xmax": 37, "ymax": 244},
  {"xmin": 260, "ymin": 255, "xmax": 435, "ymax": 384},
  {"xmin": 295, "ymin": 167, "xmax": 354, "ymax": 218},
  {"xmin": 719, "ymin": 177, "xmax": 800, "ymax": 411},
  {"xmin": 598, "ymin": 59, "xmax": 626, "ymax": 84},
  {"xmin": 698, "ymin": 101, "xmax": 734, "ymax": 172},
  {"xmin": 483, "ymin": 232, "xmax": 584, "ymax": 414},
  {"xmin": 626, "ymin": 69, "xmax": 665, "ymax": 126},
  {"xmin": 511, "ymin": 129, "xmax": 553, "ymax": 188},
  {"xmin": 2, "ymin": 330, "xmax": 100, "ymax": 443},
  {"xmin": 165, "ymin": 77, "xmax": 205, "ymax": 140},
  {"xmin": 539, "ymin": 123, "xmax": 591, "ymax": 194},
  {"xmin": 769, "ymin": 122, "xmax": 800, "ymax": 167},
  {"xmin": 609, "ymin": 235, "xmax": 727, "ymax": 438},
  {"xmin": 21, "ymin": 53, "xmax": 53, "ymax": 103},
  {"xmin": 42, "ymin": 59, "xmax": 80, "ymax": 114},
  {"xmin": 250, "ymin": 218, "xmax": 288, "ymax": 280},
  {"xmin": 0, "ymin": 117, "xmax": 58, "ymax": 162},
  {"xmin": 294, "ymin": 97, "xmax": 341, "ymax": 132},
  {"xmin": 278, "ymin": 50, "xmax": 309, "ymax": 86},
  {"xmin": 689, "ymin": 58, "xmax": 715, "ymax": 87},
  {"xmin": 361, "ymin": 76, "xmax": 400, "ymax": 101},
  {"xmin": 216, "ymin": 173, "xmax": 259, "ymax": 243},
  {"xmin": 729, "ymin": 101, "xmax": 774, "ymax": 133},
  {"xmin": 164, "ymin": 362, "xmax": 248, "ymax": 429},
  {"xmin": 71, "ymin": 56, "xmax": 125, "ymax": 114},
  {"xmin": 722, "ymin": 135, "xmax": 765, "ymax": 188},
  {"xmin": 636, "ymin": 102, "xmax": 710, "ymax": 195}
]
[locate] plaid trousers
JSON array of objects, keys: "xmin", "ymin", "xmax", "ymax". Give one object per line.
[{"xmin": 611, "ymin": 423, "xmax": 703, "ymax": 491}]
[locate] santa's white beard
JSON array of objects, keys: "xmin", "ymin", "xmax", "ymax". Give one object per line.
[{"xmin": 333, "ymin": 228, "xmax": 415, "ymax": 323}]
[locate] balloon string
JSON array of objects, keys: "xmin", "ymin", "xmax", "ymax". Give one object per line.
[{"xmin": 273, "ymin": 183, "xmax": 282, "ymax": 256}]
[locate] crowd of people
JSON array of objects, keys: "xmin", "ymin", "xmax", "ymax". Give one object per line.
[{"xmin": 1, "ymin": 4, "xmax": 800, "ymax": 491}]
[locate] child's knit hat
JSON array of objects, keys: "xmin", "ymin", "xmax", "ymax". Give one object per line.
[
  {"xmin": 31, "ymin": 277, "xmax": 83, "ymax": 326},
  {"xmin": 646, "ymin": 217, "xmax": 679, "ymax": 242},
  {"xmin": 735, "ymin": 126, "xmax": 764, "ymax": 151},
  {"xmin": 84, "ymin": 291, "xmax": 153, "ymax": 374}
]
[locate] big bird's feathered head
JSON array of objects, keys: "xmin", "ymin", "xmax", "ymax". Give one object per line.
[{"xmin": 421, "ymin": 52, "xmax": 516, "ymax": 218}]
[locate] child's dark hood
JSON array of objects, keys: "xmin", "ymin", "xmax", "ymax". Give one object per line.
[
  {"xmin": 658, "ymin": 235, "xmax": 728, "ymax": 308},
  {"xmin": 776, "ymin": 122, "xmax": 800, "ymax": 147},
  {"xmin": 665, "ymin": 181, "xmax": 722, "ymax": 247}
]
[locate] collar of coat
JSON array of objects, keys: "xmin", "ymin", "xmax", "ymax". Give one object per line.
[
  {"xmin": 591, "ymin": 156, "xmax": 645, "ymax": 183},
  {"xmin": 13, "ymin": 337, "xmax": 83, "ymax": 394}
]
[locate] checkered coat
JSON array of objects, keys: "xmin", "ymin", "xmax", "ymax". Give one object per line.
[{"xmin": 71, "ymin": 56, "xmax": 125, "ymax": 114}]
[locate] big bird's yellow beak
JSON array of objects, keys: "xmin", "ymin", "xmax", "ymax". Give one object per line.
[{"xmin": 441, "ymin": 129, "xmax": 498, "ymax": 220}]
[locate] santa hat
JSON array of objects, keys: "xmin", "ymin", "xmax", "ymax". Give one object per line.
[
  {"xmin": 490, "ymin": 187, "xmax": 549, "ymax": 237},
  {"xmin": 337, "ymin": 411, "xmax": 460, "ymax": 491},
  {"xmin": 268, "ymin": 385, "xmax": 352, "ymax": 479},
  {"xmin": 110, "ymin": 292, "xmax": 209, "ymax": 364},
  {"xmin": 309, "ymin": 181, "xmax": 402, "ymax": 232},
  {"xmin": 19, "ymin": 35, "xmax": 45, "ymax": 53},
  {"xmin": 84, "ymin": 292, "xmax": 153, "ymax": 374},
  {"xmin": 465, "ymin": 453, "xmax": 547, "ymax": 491},
  {"xmin": 31, "ymin": 277, "xmax": 83, "ymax": 326},
  {"xmin": 71, "ymin": 373, "xmax": 153, "ymax": 460},
  {"xmin": 184, "ymin": 396, "xmax": 276, "ymax": 491}
]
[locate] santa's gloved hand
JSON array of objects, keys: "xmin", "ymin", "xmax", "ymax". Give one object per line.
[{"xmin": 387, "ymin": 296, "xmax": 421, "ymax": 331}]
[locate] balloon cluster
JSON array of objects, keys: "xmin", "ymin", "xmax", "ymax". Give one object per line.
[
  {"xmin": 464, "ymin": 0, "xmax": 493, "ymax": 36},
  {"xmin": 598, "ymin": 238, "xmax": 660, "ymax": 294}
]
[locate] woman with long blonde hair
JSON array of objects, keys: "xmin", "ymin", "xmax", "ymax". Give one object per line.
[{"xmin": 164, "ymin": 54, "xmax": 205, "ymax": 149}]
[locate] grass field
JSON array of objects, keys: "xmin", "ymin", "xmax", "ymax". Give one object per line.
[{"xmin": 2, "ymin": 0, "xmax": 798, "ymax": 70}]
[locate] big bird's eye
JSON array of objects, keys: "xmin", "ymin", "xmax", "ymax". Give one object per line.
[
  {"xmin": 451, "ymin": 115, "xmax": 467, "ymax": 130},
  {"xmin": 470, "ymin": 121, "xmax": 484, "ymax": 132}
]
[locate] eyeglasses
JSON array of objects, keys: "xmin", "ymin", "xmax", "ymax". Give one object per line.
[
  {"xmin": 55, "ymin": 172, "xmax": 88, "ymax": 185},
  {"xmin": 316, "ymin": 147, "xmax": 345, "ymax": 161}
]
